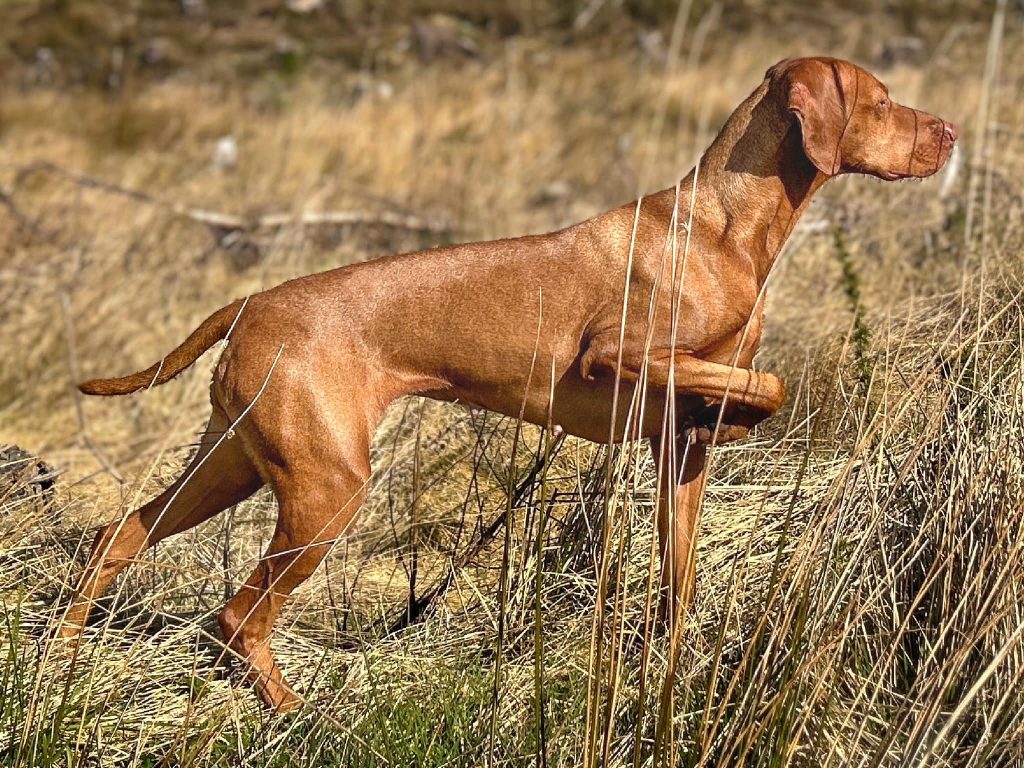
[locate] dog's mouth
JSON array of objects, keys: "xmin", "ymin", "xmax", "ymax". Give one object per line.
[
  {"xmin": 877, "ymin": 167, "xmax": 927, "ymax": 182},
  {"xmin": 879, "ymin": 143, "xmax": 955, "ymax": 181},
  {"xmin": 875, "ymin": 118, "xmax": 957, "ymax": 182},
  {"xmin": 879, "ymin": 169, "xmax": 910, "ymax": 181}
]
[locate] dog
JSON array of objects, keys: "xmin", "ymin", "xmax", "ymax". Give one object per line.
[{"xmin": 61, "ymin": 57, "xmax": 957, "ymax": 711}]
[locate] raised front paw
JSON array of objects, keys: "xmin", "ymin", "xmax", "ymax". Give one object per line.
[
  {"xmin": 688, "ymin": 422, "xmax": 751, "ymax": 445},
  {"xmin": 686, "ymin": 402, "xmax": 769, "ymax": 445}
]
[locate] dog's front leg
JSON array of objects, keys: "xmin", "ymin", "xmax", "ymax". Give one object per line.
[
  {"xmin": 647, "ymin": 353, "xmax": 786, "ymax": 414},
  {"xmin": 649, "ymin": 432, "xmax": 707, "ymax": 624},
  {"xmin": 584, "ymin": 347, "xmax": 787, "ymax": 441}
]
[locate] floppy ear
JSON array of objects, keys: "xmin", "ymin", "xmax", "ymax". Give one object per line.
[{"xmin": 786, "ymin": 64, "xmax": 846, "ymax": 176}]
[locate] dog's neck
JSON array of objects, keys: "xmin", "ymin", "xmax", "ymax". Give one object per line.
[{"xmin": 686, "ymin": 82, "xmax": 828, "ymax": 284}]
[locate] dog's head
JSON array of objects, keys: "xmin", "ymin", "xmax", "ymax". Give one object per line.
[{"xmin": 767, "ymin": 57, "xmax": 957, "ymax": 180}]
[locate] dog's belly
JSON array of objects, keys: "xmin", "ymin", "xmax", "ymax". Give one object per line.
[
  {"xmin": 549, "ymin": 375, "xmax": 671, "ymax": 443},
  {"xmin": 424, "ymin": 372, "xmax": 699, "ymax": 444}
]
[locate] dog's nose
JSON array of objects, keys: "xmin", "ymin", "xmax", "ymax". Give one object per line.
[{"xmin": 944, "ymin": 122, "xmax": 959, "ymax": 143}]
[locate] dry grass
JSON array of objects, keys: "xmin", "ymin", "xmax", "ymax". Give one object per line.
[{"xmin": 2, "ymin": 2, "xmax": 1024, "ymax": 766}]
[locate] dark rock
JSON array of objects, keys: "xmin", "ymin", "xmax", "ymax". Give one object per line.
[{"xmin": 0, "ymin": 445, "xmax": 58, "ymax": 512}]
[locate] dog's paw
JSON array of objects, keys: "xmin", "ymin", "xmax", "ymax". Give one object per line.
[{"xmin": 688, "ymin": 423, "xmax": 750, "ymax": 445}]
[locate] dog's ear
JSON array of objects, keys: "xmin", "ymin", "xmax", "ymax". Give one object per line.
[
  {"xmin": 764, "ymin": 57, "xmax": 795, "ymax": 81},
  {"xmin": 785, "ymin": 61, "xmax": 847, "ymax": 176}
]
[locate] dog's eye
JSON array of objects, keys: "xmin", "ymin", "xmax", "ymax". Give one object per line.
[{"xmin": 878, "ymin": 97, "xmax": 890, "ymax": 109}]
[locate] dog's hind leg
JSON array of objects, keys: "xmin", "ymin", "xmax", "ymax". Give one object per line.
[
  {"xmin": 217, "ymin": 450, "xmax": 371, "ymax": 712},
  {"xmin": 60, "ymin": 405, "xmax": 264, "ymax": 638}
]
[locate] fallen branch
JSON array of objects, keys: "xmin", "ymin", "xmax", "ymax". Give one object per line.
[{"xmin": 7, "ymin": 161, "xmax": 452, "ymax": 238}]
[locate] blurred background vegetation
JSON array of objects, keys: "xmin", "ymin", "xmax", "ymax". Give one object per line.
[{"xmin": 0, "ymin": 1, "xmax": 1005, "ymax": 95}]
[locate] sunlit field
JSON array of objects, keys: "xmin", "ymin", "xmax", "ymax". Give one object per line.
[{"xmin": 2, "ymin": 1, "xmax": 1023, "ymax": 765}]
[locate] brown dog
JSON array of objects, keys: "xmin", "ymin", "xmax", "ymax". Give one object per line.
[{"xmin": 62, "ymin": 57, "xmax": 956, "ymax": 710}]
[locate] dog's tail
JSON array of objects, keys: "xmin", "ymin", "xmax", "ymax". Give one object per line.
[{"xmin": 78, "ymin": 299, "xmax": 246, "ymax": 396}]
